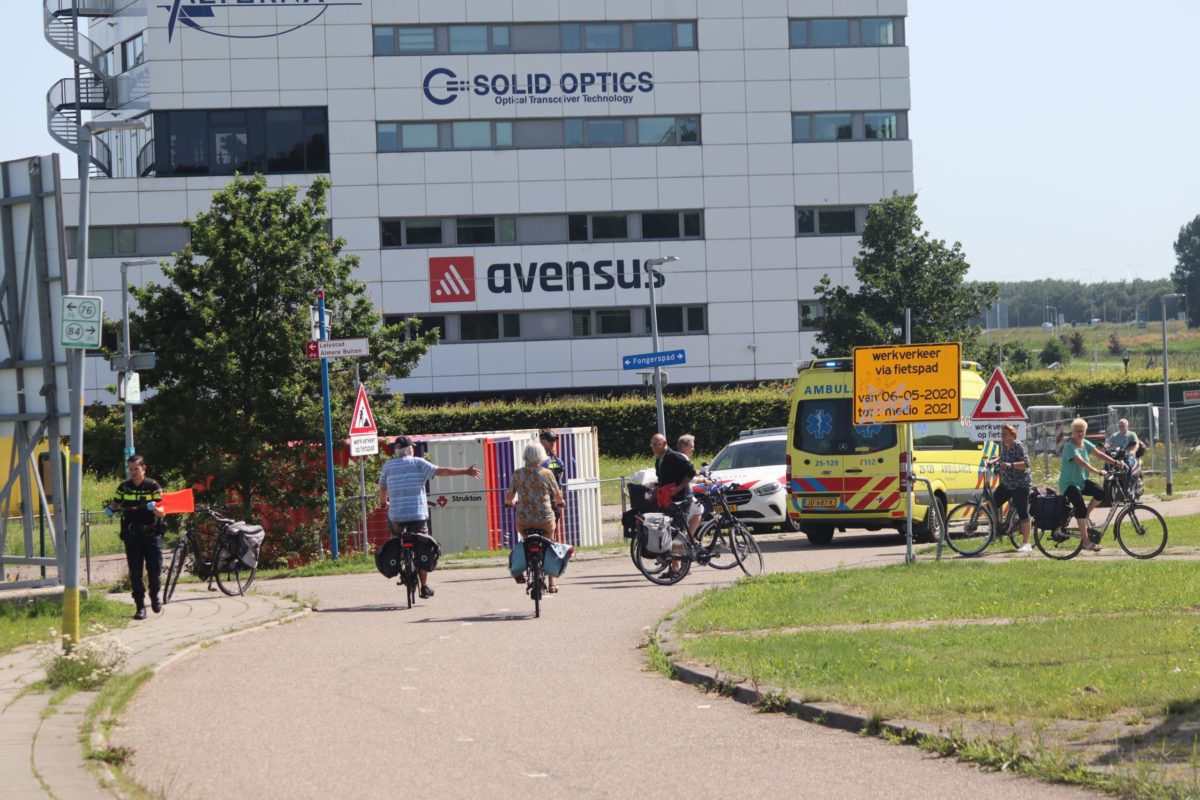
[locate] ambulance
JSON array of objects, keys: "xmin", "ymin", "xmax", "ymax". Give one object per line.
[{"xmin": 785, "ymin": 358, "xmax": 993, "ymax": 546}]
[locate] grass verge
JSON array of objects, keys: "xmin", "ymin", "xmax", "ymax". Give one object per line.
[{"xmin": 0, "ymin": 596, "xmax": 131, "ymax": 657}]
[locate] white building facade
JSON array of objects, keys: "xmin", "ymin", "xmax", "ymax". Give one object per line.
[{"xmin": 57, "ymin": 0, "xmax": 913, "ymax": 401}]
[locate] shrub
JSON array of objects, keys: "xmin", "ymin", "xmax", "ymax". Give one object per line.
[
  {"xmin": 1108, "ymin": 332, "xmax": 1124, "ymax": 356},
  {"xmin": 42, "ymin": 627, "xmax": 129, "ymax": 689},
  {"xmin": 1039, "ymin": 339, "xmax": 1069, "ymax": 366}
]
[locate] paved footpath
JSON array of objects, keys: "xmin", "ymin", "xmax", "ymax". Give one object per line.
[
  {"xmin": 109, "ymin": 536, "xmax": 1098, "ymax": 800},
  {"xmin": 0, "ymin": 589, "xmax": 304, "ymax": 799}
]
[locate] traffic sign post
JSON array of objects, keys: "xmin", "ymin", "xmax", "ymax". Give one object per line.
[
  {"xmin": 306, "ymin": 338, "xmax": 369, "ymax": 360},
  {"xmin": 852, "ymin": 343, "xmax": 961, "ymax": 424},
  {"xmin": 968, "ymin": 368, "xmax": 1028, "ymax": 443},
  {"xmin": 60, "ymin": 295, "xmax": 102, "ymax": 349},
  {"xmin": 622, "ymin": 349, "xmax": 686, "ymax": 370},
  {"xmin": 348, "ymin": 383, "xmax": 379, "ymax": 457}
]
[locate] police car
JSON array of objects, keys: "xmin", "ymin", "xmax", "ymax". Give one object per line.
[{"xmin": 701, "ymin": 428, "xmax": 798, "ymax": 533}]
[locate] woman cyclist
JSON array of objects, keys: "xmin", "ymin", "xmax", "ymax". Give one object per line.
[
  {"xmin": 986, "ymin": 423, "xmax": 1034, "ymax": 552},
  {"xmin": 1060, "ymin": 417, "xmax": 1124, "ymax": 552},
  {"xmin": 505, "ymin": 442, "xmax": 565, "ymax": 592}
]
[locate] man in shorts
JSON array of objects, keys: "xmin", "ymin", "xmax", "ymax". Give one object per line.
[
  {"xmin": 650, "ymin": 433, "xmax": 702, "ymax": 539},
  {"xmin": 378, "ymin": 436, "xmax": 481, "ymax": 598}
]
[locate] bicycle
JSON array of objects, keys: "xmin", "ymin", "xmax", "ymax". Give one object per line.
[
  {"xmin": 518, "ymin": 529, "xmax": 551, "ymax": 619},
  {"xmin": 162, "ymin": 507, "xmax": 264, "ymax": 602},
  {"xmin": 692, "ymin": 481, "xmax": 764, "ymax": 576},
  {"xmin": 943, "ymin": 463, "xmax": 1027, "ymax": 557},
  {"xmin": 1033, "ymin": 462, "xmax": 1167, "ymax": 560}
]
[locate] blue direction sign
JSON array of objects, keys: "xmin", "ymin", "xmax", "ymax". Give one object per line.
[{"xmin": 622, "ymin": 349, "xmax": 686, "ymax": 370}]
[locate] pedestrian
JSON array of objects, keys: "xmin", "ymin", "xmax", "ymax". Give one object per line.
[
  {"xmin": 539, "ymin": 429, "xmax": 568, "ymax": 535},
  {"xmin": 1059, "ymin": 418, "xmax": 1123, "ymax": 552},
  {"xmin": 987, "ymin": 424, "xmax": 1034, "ymax": 552},
  {"xmin": 378, "ymin": 436, "xmax": 481, "ymax": 599},
  {"xmin": 505, "ymin": 441, "xmax": 565, "ymax": 592},
  {"xmin": 107, "ymin": 455, "xmax": 166, "ymax": 620}
]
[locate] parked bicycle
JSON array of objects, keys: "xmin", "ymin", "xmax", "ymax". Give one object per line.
[
  {"xmin": 943, "ymin": 463, "xmax": 1025, "ymax": 557},
  {"xmin": 1034, "ymin": 461, "xmax": 1167, "ymax": 560},
  {"xmin": 162, "ymin": 507, "xmax": 265, "ymax": 602}
]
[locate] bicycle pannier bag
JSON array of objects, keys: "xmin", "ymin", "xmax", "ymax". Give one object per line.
[
  {"xmin": 375, "ymin": 538, "xmax": 403, "ymax": 578},
  {"xmin": 1029, "ymin": 488, "xmax": 1068, "ymax": 531},
  {"xmin": 642, "ymin": 513, "xmax": 672, "ymax": 554},
  {"xmin": 543, "ymin": 541, "xmax": 575, "ymax": 578},
  {"xmin": 231, "ymin": 522, "xmax": 265, "ymax": 569},
  {"xmin": 508, "ymin": 542, "xmax": 526, "ymax": 578},
  {"xmin": 621, "ymin": 509, "xmax": 641, "ymax": 539},
  {"xmin": 414, "ymin": 535, "xmax": 440, "ymax": 572}
]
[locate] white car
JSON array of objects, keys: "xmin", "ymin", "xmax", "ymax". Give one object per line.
[{"xmin": 700, "ymin": 429, "xmax": 798, "ymax": 533}]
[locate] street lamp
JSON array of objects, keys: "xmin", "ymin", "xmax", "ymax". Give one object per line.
[
  {"xmin": 1045, "ymin": 305, "xmax": 1058, "ymax": 330},
  {"xmin": 643, "ymin": 256, "xmax": 678, "ymax": 438},
  {"xmin": 1161, "ymin": 293, "xmax": 1185, "ymax": 495},
  {"xmin": 63, "ymin": 117, "xmax": 147, "ymax": 645},
  {"xmin": 120, "ymin": 258, "xmax": 158, "ymax": 474}
]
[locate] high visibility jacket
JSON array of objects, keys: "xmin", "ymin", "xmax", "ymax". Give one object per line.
[{"xmin": 113, "ymin": 478, "xmax": 163, "ymax": 536}]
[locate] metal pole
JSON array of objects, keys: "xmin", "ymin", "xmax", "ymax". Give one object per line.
[
  {"xmin": 356, "ymin": 362, "xmax": 369, "ymax": 554},
  {"xmin": 63, "ymin": 128, "xmax": 92, "ymax": 646},
  {"xmin": 319, "ymin": 290, "xmax": 339, "ymax": 559},
  {"xmin": 121, "ymin": 261, "xmax": 134, "ymax": 471},
  {"xmin": 1162, "ymin": 294, "xmax": 1175, "ymax": 495},
  {"xmin": 904, "ymin": 307, "xmax": 914, "ymax": 564},
  {"xmin": 648, "ymin": 267, "xmax": 665, "ymax": 438}
]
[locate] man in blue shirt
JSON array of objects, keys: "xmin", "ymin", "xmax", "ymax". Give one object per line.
[{"xmin": 378, "ymin": 436, "xmax": 481, "ymax": 598}]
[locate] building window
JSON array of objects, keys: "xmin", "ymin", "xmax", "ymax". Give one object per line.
[
  {"xmin": 789, "ymin": 17, "xmax": 904, "ymax": 48},
  {"xmin": 459, "ymin": 312, "xmax": 521, "ymax": 341},
  {"xmin": 796, "ymin": 207, "xmax": 866, "ymax": 237},
  {"xmin": 65, "ymin": 225, "xmax": 189, "ymax": 259},
  {"xmin": 383, "ymin": 210, "xmax": 702, "ymax": 249},
  {"xmin": 396, "ymin": 306, "xmax": 706, "ymax": 343},
  {"xmin": 644, "ymin": 305, "xmax": 707, "ymax": 335},
  {"xmin": 793, "ymin": 111, "xmax": 907, "ymax": 142},
  {"xmin": 373, "ymin": 20, "xmax": 698, "ymax": 55},
  {"xmin": 120, "ymin": 33, "xmax": 145, "ymax": 72},
  {"xmin": 799, "ymin": 301, "xmax": 824, "ymax": 331},
  {"xmin": 377, "ymin": 115, "xmax": 699, "ymax": 153},
  {"xmin": 153, "ymin": 107, "xmax": 329, "ymax": 177}
]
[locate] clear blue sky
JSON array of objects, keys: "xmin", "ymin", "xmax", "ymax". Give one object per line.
[{"xmin": 2, "ymin": 1, "xmax": 1196, "ymax": 285}]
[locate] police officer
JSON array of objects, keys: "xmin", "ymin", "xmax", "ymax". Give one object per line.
[{"xmin": 108, "ymin": 455, "xmax": 166, "ymax": 619}]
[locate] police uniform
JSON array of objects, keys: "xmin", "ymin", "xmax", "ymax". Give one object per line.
[{"xmin": 114, "ymin": 477, "xmax": 164, "ymax": 612}]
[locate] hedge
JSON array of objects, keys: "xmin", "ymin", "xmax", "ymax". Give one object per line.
[{"xmin": 376, "ymin": 386, "xmax": 791, "ymax": 458}]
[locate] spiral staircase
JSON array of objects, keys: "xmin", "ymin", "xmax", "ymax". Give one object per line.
[{"xmin": 43, "ymin": 0, "xmax": 116, "ymax": 177}]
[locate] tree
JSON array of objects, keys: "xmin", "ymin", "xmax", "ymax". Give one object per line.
[
  {"xmin": 811, "ymin": 194, "xmax": 998, "ymax": 356},
  {"xmin": 1039, "ymin": 338, "xmax": 1068, "ymax": 367},
  {"xmin": 1064, "ymin": 330, "xmax": 1085, "ymax": 357},
  {"xmin": 1172, "ymin": 215, "xmax": 1200, "ymax": 328},
  {"xmin": 132, "ymin": 175, "xmax": 435, "ymax": 516}
]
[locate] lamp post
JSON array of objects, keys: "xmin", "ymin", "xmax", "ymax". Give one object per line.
[
  {"xmin": 63, "ymin": 118, "xmax": 146, "ymax": 647},
  {"xmin": 119, "ymin": 258, "xmax": 157, "ymax": 474},
  {"xmin": 643, "ymin": 256, "xmax": 678, "ymax": 438},
  {"xmin": 1161, "ymin": 293, "xmax": 1185, "ymax": 495},
  {"xmin": 1045, "ymin": 304, "xmax": 1058, "ymax": 330}
]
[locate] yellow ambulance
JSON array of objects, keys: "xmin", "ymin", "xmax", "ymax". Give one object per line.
[{"xmin": 785, "ymin": 357, "xmax": 994, "ymax": 546}]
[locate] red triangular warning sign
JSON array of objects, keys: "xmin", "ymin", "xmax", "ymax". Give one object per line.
[
  {"xmin": 348, "ymin": 384, "xmax": 378, "ymax": 435},
  {"xmin": 970, "ymin": 368, "xmax": 1027, "ymax": 420}
]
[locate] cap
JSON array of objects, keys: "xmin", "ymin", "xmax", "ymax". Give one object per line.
[
  {"xmin": 392, "ymin": 435, "xmax": 413, "ymax": 452},
  {"xmin": 539, "ymin": 429, "xmax": 558, "ymax": 442}
]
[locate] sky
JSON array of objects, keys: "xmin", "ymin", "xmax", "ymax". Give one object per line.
[{"xmin": 1, "ymin": 1, "xmax": 1195, "ymax": 286}]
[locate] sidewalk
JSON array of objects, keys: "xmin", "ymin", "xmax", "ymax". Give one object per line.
[{"xmin": 0, "ymin": 589, "xmax": 303, "ymax": 800}]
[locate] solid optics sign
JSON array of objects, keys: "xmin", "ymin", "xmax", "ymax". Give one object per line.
[{"xmin": 423, "ymin": 67, "xmax": 654, "ymax": 107}]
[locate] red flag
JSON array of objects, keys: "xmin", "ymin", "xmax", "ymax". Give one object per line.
[{"xmin": 160, "ymin": 488, "xmax": 195, "ymax": 515}]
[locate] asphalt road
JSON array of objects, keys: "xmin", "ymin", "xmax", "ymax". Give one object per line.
[{"xmin": 114, "ymin": 532, "xmax": 1097, "ymax": 799}]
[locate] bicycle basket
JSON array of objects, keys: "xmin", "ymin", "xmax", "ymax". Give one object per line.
[
  {"xmin": 641, "ymin": 513, "xmax": 672, "ymax": 554},
  {"xmin": 627, "ymin": 483, "xmax": 659, "ymax": 513}
]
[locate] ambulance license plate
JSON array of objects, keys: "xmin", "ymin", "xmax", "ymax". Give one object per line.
[{"xmin": 802, "ymin": 497, "xmax": 838, "ymax": 509}]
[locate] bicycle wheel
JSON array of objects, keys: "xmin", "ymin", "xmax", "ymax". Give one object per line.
[
  {"xmin": 696, "ymin": 517, "xmax": 739, "ymax": 571},
  {"xmin": 1114, "ymin": 504, "xmax": 1167, "ymax": 559},
  {"xmin": 943, "ymin": 501, "xmax": 995, "ymax": 557},
  {"xmin": 162, "ymin": 537, "xmax": 188, "ymax": 603},
  {"xmin": 530, "ymin": 562, "xmax": 543, "ymax": 618},
  {"xmin": 1034, "ymin": 524, "xmax": 1084, "ymax": 560},
  {"xmin": 729, "ymin": 521, "xmax": 764, "ymax": 577},
  {"xmin": 1001, "ymin": 507, "xmax": 1025, "ymax": 550},
  {"xmin": 632, "ymin": 528, "xmax": 691, "ymax": 585},
  {"xmin": 215, "ymin": 540, "xmax": 257, "ymax": 596},
  {"xmin": 631, "ymin": 529, "xmax": 667, "ymax": 573}
]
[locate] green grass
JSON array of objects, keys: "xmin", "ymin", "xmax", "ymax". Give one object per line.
[
  {"xmin": 3, "ymin": 471, "xmax": 125, "ymax": 558},
  {"xmin": 674, "ymin": 560, "xmax": 1200, "ymax": 726},
  {"xmin": 0, "ymin": 595, "xmax": 131, "ymax": 657}
]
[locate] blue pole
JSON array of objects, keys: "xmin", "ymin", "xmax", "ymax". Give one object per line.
[{"xmin": 318, "ymin": 290, "xmax": 339, "ymax": 560}]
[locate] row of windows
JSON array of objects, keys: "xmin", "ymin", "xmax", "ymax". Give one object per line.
[
  {"xmin": 796, "ymin": 206, "xmax": 868, "ymax": 237},
  {"xmin": 792, "ymin": 111, "xmax": 907, "ymax": 142},
  {"xmin": 387, "ymin": 304, "xmax": 707, "ymax": 343},
  {"xmin": 382, "ymin": 211, "xmax": 702, "ymax": 249},
  {"xmin": 64, "ymin": 225, "xmax": 189, "ymax": 259},
  {"xmin": 151, "ymin": 108, "xmax": 329, "ymax": 177},
  {"xmin": 374, "ymin": 20, "xmax": 696, "ymax": 56},
  {"xmin": 378, "ymin": 115, "xmax": 699, "ymax": 153},
  {"xmin": 99, "ymin": 32, "xmax": 145, "ymax": 77},
  {"xmin": 789, "ymin": 17, "xmax": 904, "ymax": 48}
]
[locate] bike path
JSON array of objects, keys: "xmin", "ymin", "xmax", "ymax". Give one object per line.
[
  {"xmin": 112, "ymin": 538, "xmax": 1095, "ymax": 800},
  {"xmin": 0, "ymin": 590, "xmax": 304, "ymax": 800}
]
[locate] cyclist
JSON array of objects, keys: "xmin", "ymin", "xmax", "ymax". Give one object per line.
[
  {"xmin": 504, "ymin": 442, "xmax": 565, "ymax": 592},
  {"xmin": 1060, "ymin": 418, "xmax": 1124, "ymax": 552},
  {"xmin": 986, "ymin": 424, "xmax": 1034, "ymax": 553},
  {"xmin": 378, "ymin": 436, "xmax": 481, "ymax": 599},
  {"xmin": 650, "ymin": 433, "xmax": 701, "ymax": 539},
  {"xmin": 108, "ymin": 454, "xmax": 166, "ymax": 619}
]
